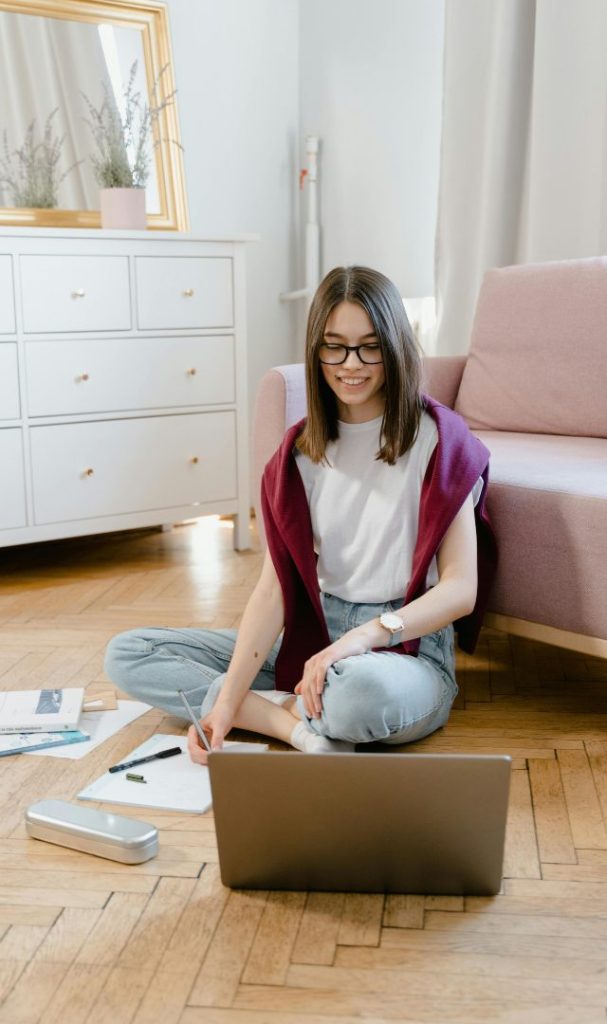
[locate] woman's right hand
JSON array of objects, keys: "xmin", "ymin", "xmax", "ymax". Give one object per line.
[{"xmin": 187, "ymin": 701, "xmax": 236, "ymax": 765}]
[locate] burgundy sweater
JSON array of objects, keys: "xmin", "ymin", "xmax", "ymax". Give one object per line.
[{"xmin": 261, "ymin": 396, "xmax": 498, "ymax": 692}]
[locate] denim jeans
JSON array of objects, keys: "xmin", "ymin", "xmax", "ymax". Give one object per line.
[{"xmin": 104, "ymin": 592, "xmax": 458, "ymax": 746}]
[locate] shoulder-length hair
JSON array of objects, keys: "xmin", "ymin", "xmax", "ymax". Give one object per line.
[{"xmin": 296, "ymin": 265, "xmax": 424, "ymax": 465}]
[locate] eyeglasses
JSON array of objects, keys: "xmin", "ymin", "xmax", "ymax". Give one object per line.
[{"xmin": 318, "ymin": 343, "xmax": 383, "ymax": 365}]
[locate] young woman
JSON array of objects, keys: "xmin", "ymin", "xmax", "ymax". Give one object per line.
[{"xmin": 104, "ymin": 266, "xmax": 496, "ymax": 763}]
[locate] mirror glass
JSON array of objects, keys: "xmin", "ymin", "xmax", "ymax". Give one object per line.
[{"xmin": 0, "ymin": 2, "xmax": 187, "ymax": 229}]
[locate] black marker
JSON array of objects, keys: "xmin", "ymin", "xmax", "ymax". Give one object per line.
[{"xmin": 108, "ymin": 746, "xmax": 182, "ymax": 773}]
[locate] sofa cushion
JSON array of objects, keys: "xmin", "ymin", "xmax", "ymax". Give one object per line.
[
  {"xmin": 456, "ymin": 258, "xmax": 607, "ymax": 437},
  {"xmin": 479, "ymin": 431, "xmax": 607, "ymax": 638}
]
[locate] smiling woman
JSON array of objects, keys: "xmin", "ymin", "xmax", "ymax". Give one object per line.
[
  {"xmin": 0, "ymin": 0, "xmax": 188, "ymax": 229},
  {"xmin": 105, "ymin": 264, "xmax": 497, "ymax": 762}
]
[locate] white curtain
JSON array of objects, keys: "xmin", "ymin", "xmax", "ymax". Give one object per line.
[
  {"xmin": 0, "ymin": 13, "xmax": 111, "ymax": 209},
  {"xmin": 434, "ymin": 0, "xmax": 607, "ymax": 355}
]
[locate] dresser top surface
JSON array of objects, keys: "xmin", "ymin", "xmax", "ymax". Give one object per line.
[{"xmin": 0, "ymin": 227, "xmax": 260, "ymax": 243}]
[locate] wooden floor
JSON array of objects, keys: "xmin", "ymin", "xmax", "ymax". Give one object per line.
[{"xmin": 1, "ymin": 517, "xmax": 607, "ymax": 1024}]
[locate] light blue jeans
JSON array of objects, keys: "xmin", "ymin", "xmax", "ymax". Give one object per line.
[{"xmin": 104, "ymin": 593, "xmax": 458, "ymax": 746}]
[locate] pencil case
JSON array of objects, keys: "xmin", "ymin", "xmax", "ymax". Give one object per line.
[{"xmin": 25, "ymin": 798, "xmax": 158, "ymax": 864}]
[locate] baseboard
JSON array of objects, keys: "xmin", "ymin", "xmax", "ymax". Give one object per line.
[{"xmin": 485, "ymin": 613, "xmax": 607, "ymax": 660}]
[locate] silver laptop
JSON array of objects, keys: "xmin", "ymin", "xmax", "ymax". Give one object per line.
[{"xmin": 208, "ymin": 751, "xmax": 511, "ymax": 896}]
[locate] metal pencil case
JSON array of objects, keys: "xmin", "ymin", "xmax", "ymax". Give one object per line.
[{"xmin": 25, "ymin": 798, "xmax": 158, "ymax": 864}]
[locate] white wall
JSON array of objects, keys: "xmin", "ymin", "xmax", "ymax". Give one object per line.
[
  {"xmin": 164, "ymin": 0, "xmax": 444, "ymax": 397},
  {"xmin": 163, "ymin": 0, "xmax": 301, "ymax": 409},
  {"xmin": 299, "ymin": 0, "xmax": 444, "ymax": 301}
]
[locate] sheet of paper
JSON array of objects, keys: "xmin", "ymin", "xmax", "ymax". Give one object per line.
[
  {"xmin": 77, "ymin": 733, "xmax": 268, "ymax": 814},
  {"xmin": 26, "ymin": 700, "xmax": 152, "ymax": 759},
  {"xmin": 77, "ymin": 733, "xmax": 211, "ymax": 813}
]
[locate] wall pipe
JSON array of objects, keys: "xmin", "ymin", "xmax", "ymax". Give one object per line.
[{"xmin": 280, "ymin": 135, "xmax": 320, "ymax": 304}]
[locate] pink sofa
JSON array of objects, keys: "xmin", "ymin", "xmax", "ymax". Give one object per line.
[{"xmin": 252, "ymin": 257, "xmax": 607, "ymax": 658}]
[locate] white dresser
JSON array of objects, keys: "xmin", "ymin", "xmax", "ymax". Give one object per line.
[{"xmin": 0, "ymin": 228, "xmax": 256, "ymax": 550}]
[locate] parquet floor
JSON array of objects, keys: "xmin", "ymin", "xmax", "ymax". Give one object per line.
[{"xmin": 1, "ymin": 516, "xmax": 607, "ymax": 1024}]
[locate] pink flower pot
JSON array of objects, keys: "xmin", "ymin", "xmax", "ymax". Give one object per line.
[{"xmin": 100, "ymin": 187, "xmax": 147, "ymax": 230}]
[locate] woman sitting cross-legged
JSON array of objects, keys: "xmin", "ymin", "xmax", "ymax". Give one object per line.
[{"xmin": 104, "ymin": 265, "xmax": 496, "ymax": 762}]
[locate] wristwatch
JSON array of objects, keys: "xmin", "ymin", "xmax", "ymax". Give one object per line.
[{"xmin": 379, "ymin": 612, "xmax": 405, "ymax": 643}]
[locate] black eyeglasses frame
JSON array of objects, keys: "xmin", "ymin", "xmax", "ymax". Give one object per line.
[{"xmin": 318, "ymin": 343, "xmax": 383, "ymax": 365}]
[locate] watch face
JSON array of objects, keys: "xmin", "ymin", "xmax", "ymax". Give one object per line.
[{"xmin": 381, "ymin": 613, "xmax": 402, "ymax": 631}]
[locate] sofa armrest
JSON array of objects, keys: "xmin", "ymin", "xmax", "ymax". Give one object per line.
[
  {"xmin": 421, "ymin": 356, "xmax": 467, "ymax": 409},
  {"xmin": 251, "ymin": 364, "xmax": 306, "ymax": 542}
]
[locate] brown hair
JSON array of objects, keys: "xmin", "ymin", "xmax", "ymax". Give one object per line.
[{"xmin": 296, "ymin": 265, "xmax": 423, "ymax": 464}]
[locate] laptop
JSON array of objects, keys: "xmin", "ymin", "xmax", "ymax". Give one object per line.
[{"xmin": 208, "ymin": 750, "xmax": 511, "ymax": 896}]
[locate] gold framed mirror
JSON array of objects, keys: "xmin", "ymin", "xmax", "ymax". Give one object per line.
[{"xmin": 0, "ymin": 0, "xmax": 189, "ymax": 229}]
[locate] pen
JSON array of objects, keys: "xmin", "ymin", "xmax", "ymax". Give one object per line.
[
  {"xmin": 177, "ymin": 689, "xmax": 212, "ymax": 752},
  {"xmin": 108, "ymin": 746, "xmax": 182, "ymax": 773}
]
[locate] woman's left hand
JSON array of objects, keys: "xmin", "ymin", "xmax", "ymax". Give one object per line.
[{"xmin": 294, "ymin": 626, "xmax": 377, "ymax": 718}]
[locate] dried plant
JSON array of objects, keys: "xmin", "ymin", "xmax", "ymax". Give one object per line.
[
  {"xmin": 82, "ymin": 60, "xmax": 181, "ymax": 190},
  {"xmin": 0, "ymin": 109, "xmax": 82, "ymax": 208}
]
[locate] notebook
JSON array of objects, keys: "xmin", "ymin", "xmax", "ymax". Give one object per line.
[
  {"xmin": 78, "ymin": 732, "xmax": 268, "ymax": 813},
  {"xmin": 0, "ymin": 688, "xmax": 84, "ymax": 733},
  {"xmin": 0, "ymin": 730, "xmax": 89, "ymax": 757},
  {"xmin": 208, "ymin": 750, "xmax": 512, "ymax": 895}
]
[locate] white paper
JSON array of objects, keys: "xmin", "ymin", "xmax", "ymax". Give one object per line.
[
  {"xmin": 77, "ymin": 733, "xmax": 212, "ymax": 813},
  {"xmin": 77, "ymin": 733, "xmax": 268, "ymax": 814},
  {"xmin": 25, "ymin": 700, "xmax": 152, "ymax": 758}
]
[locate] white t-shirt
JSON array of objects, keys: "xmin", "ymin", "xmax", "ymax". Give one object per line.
[{"xmin": 295, "ymin": 411, "xmax": 482, "ymax": 604}]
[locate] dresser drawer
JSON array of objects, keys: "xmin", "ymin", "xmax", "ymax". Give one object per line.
[
  {"xmin": 30, "ymin": 412, "xmax": 237, "ymax": 524},
  {"xmin": 0, "ymin": 256, "xmax": 15, "ymax": 334},
  {"xmin": 20, "ymin": 255, "xmax": 131, "ymax": 333},
  {"xmin": 135, "ymin": 257, "xmax": 233, "ymax": 329},
  {"xmin": 0, "ymin": 345, "xmax": 19, "ymax": 419},
  {"xmin": 0, "ymin": 429, "xmax": 27, "ymax": 528},
  {"xmin": 25, "ymin": 336, "xmax": 235, "ymax": 416}
]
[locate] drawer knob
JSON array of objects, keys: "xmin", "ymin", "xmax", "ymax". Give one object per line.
[
  {"xmin": 71, "ymin": 289, "xmax": 86, "ymax": 299},
  {"xmin": 186, "ymin": 367, "xmax": 197, "ymax": 376},
  {"xmin": 83, "ymin": 467, "xmax": 94, "ymax": 477},
  {"xmin": 76, "ymin": 373, "xmax": 90, "ymax": 383},
  {"xmin": 182, "ymin": 288, "xmax": 195, "ymax": 298},
  {"xmin": 190, "ymin": 456, "xmax": 199, "ymax": 465}
]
